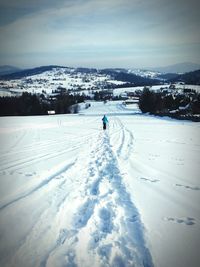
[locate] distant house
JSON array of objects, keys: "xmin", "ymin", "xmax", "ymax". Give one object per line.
[
  {"xmin": 57, "ymin": 86, "xmax": 67, "ymax": 94},
  {"xmin": 102, "ymin": 89, "xmax": 113, "ymax": 99},
  {"xmin": 120, "ymin": 92, "xmax": 128, "ymax": 99},
  {"xmin": 48, "ymin": 110, "xmax": 56, "ymax": 115},
  {"xmin": 124, "ymin": 98, "xmax": 139, "ymax": 105}
]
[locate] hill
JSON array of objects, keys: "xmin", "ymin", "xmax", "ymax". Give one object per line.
[
  {"xmin": 0, "ymin": 65, "xmax": 161, "ymax": 87},
  {"xmin": 0, "ymin": 65, "xmax": 68, "ymax": 80},
  {"xmin": 150, "ymin": 62, "xmax": 200, "ymax": 74},
  {"xmin": 0, "ymin": 65, "xmax": 21, "ymax": 75},
  {"xmin": 170, "ymin": 69, "xmax": 200, "ymax": 85}
]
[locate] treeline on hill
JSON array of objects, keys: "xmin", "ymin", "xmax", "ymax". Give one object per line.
[
  {"xmin": 0, "ymin": 65, "xmax": 67, "ymax": 80},
  {"xmin": 170, "ymin": 69, "xmax": 200, "ymax": 85},
  {"xmin": 100, "ymin": 69, "xmax": 160, "ymax": 86},
  {"xmin": 0, "ymin": 92, "xmax": 88, "ymax": 116},
  {"xmin": 139, "ymin": 88, "xmax": 200, "ymax": 121}
]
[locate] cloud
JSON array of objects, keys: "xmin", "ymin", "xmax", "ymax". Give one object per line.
[{"xmin": 0, "ymin": 0, "xmax": 199, "ymax": 67}]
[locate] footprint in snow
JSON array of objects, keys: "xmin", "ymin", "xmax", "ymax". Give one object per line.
[
  {"xmin": 89, "ymin": 167, "xmax": 95, "ymax": 177},
  {"xmin": 140, "ymin": 177, "xmax": 159, "ymax": 183},
  {"xmin": 73, "ymin": 198, "xmax": 96, "ymax": 228},
  {"xmin": 98, "ymin": 206, "xmax": 114, "ymax": 234},
  {"xmin": 175, "ymin": 183, "xmax": 200, "ymax": 191},
  {"xmin": 97, "ymin": 244, "xmax": 112, "ymax": 260},
  {"xmin": 57, "ymin": 229, "xmax": 77, "ymax": 245},
  {"xmin": 11, "ymin": 171, "xmax": 37, "ymax": 177},
  {"xmin": 89, "ymin": 206, "xmax": 114, "ymax": 250},
  {"xmin": 164, "ymin": 217, "xmax": 196, "ymax": 226},
  {"xmin": 89, "ymin": 178, "xmax": 101, "ymax": 195},
  {"xmin": 25, "ymin": 172, "xmax": 36, "ymax": 177},
  {"xmin": 55, "ymin": 175, "xmax": 64, "ymax": 180},
  {"xmin": 148, "ymin": 154, "xmax": 160, "ymax": 161}
]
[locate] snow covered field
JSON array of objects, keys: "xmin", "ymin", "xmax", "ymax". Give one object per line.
[
  {"xmin": 0, "ymin": 101, "xmax": 200, "ymax": 267},
  {"xmin": 0, "ymin": 67, "xmax": 127, "ymax": 96}
]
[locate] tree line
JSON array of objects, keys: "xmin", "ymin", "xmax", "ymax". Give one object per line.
[
  {"xmin": 0, "ymin": 92, "xmax": 88, "ymax": 116},
  {"xmin": 139, "ymin": 88, "xmax": 200, "ymax": 121}
]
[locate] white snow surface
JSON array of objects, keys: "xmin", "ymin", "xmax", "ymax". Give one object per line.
[{"xmin": 0, "ymin": 101, "xmax": 200, "ymax": 267}]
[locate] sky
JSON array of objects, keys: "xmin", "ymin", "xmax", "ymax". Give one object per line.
[{"xmin": 0, "ymin": 0, "xmax": 199, "ymax": 69}]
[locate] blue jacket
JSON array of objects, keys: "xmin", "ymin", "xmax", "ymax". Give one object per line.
[{"xmin": 102, "ymin": 115, "xmax": 108, "ymax": 124}]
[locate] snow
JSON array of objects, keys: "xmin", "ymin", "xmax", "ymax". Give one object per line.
[
  {"xmin": 127, "ymin": 69, "xmax": 161, "ymax": 79},
  {"xmin": 113, "ymin": 85, "xmax": 171, "ymax": 96},
  {"xmin": 174, "ymin": 84, "xmax": 200, "ymax": 93},
  {"xmin": 0, "ymin": 88, "xmax": 13, "ymax": 97},
  {"xmin": 0, "ymin": 101, "xmax": 200, "ymax": 267},
  {"xmin": 0, "ymin": 68, "xmax": 113, "ymax": 96}
]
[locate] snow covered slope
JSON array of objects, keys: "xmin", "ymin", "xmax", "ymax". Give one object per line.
[
  {"xmin": 0, "ymin": 102, "xmax": 200, "ymax": 267},
  {"xmin": 0, "ymin": 66, "xmax": 162, "ymax": 97}
]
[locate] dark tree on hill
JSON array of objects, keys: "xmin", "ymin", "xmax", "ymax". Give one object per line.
[
  {"xmin": 191, "ymin": 95, "xmax": 200, "ymax": 114},
  {"xmin": 139, "ymin": 88, "xmax": 160, "ymax": 113},
  {"xmin": 0, "ymin": 92, "xmax": 89, "ymax": 116},
  {"xmin": 164, "ymin": 95, "xmax": 174, "ymax": 110},
  {"xmin": 94, "ymin": 91, "xmax": 100, "ymax": 101}
]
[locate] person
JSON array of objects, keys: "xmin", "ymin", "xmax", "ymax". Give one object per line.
[{"xmin": 102, "ymin": 114, "xmax": 108, "ymax": 130}]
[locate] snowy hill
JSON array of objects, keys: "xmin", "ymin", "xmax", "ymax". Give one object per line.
[
  {"xmin": 127, "ymin": 68, "xmax": 161, "ymax": 79},
  {"xmin": 0, "ymin": 101, "xmax": 199, "ymax": 267},
  {"xmin": 0, "ymin": 66, "xmax": 161, "ymax": 97},
  {"xmin": 150, "ymin": 62, "xmax": 200, "ymax": 74},
  {"xmin": 2, "ymin": 64, "xmax": 199, "ymax": 99}
]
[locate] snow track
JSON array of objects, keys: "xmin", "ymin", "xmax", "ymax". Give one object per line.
[
  {"xmin": 0, "ymin": 102, "xmax": 200, "ymax": 267},
  {"xmin": 45, "ymin": 131, "xmax": 153, "ymax": 267}
]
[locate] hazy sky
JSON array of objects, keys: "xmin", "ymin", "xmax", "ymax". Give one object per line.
[{"xmin": 0, "ymin": 0, "xmax": 199, "ymax": 68}]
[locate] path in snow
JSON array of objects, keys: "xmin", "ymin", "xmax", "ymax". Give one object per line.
[
  {"xmin": 45, "ymin": 129, "xmax": 153, "ymax": 267},
  {"xmin": 0, "ymin": 114, "xmax": 153, "ymax": 267}
]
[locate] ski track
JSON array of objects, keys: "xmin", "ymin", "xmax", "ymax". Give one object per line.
[
  {"xmin": 108, "ymin": 117, "xmax": 134, "ymax": 161},
  {"xmin": 5, "ymin": 163, "xmax": 81, "ymax": 267},
  {"xmin": 0, "ymin": 129, "xmax": 100, "ymax": 267},
  {"xmin": 0, "ymin": 137, "xmax": 89, "ymax": 173},
  {"xmin": 0, "ymin": 128, "xmax": 99, "ymax": 173},
  {"xmin": 0, "ymin": 130, "xmax": 99, "ymax": 162},
  {"xmin": 0, "ymin": 160, "xmax": 76, "ymax": 211}
]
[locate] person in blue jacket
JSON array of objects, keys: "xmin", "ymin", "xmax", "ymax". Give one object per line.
[{"xmin": 102, "ymin": 115, "xmax": 108, "ymax": 130}]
